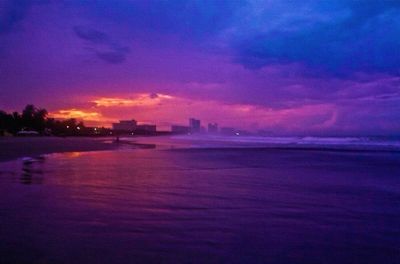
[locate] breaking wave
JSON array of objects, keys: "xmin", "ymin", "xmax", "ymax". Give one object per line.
[{"xmin": 169, "ymin": 135, "xmax": 400, "ymax": 151}]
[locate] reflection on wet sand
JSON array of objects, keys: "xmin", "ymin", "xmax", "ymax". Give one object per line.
[
  {"xmin": 0, "ymin": 148, "xmax": 399, "ymax": 264},
  {"xmin": 65, "ymin": 152, "xmax": 83, "ymax": 158},
  {"xmin": 20, "ymin": 156, "xmax": 46, "ymax": 184}
]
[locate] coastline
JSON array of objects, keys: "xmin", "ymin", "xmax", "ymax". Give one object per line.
[
  {"xmin": 0, "ymin": 137, "xmax": 118, "ymax": 162},
  {"xmin": 2, "ymin": 135, "xmax": 399, "ymax": 163}
]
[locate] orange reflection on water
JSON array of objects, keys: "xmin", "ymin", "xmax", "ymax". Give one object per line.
[
  {"xmin": 65, "ymin": 152, "xmax": 83, "ymax": 158},
  {"xmin": 48, "ymin": 149, "xmax": 183, "ymax": 211}
]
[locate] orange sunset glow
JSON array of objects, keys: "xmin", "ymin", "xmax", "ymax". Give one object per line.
[{"xmin": 49, "ymin": 93, "xmax": 335, "ymax": 131}]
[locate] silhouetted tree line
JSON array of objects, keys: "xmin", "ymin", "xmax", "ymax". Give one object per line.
[{"xmin": 0, "ymin": 104, "xmax": 110, "ymax": 136}]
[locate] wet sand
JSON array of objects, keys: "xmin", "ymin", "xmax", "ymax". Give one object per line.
[
  {"xmin": 0, "ymin": 146, "xmax": 399, "ymax": 263},
  {"xmin": 0, "ymin": 137, "xmax": 117, "ymax": 162}
]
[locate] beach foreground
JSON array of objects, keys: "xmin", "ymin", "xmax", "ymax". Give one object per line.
[
  {"xmin": 0, "ymin": 140, "xmax": 399, "ymax": 263},
  {"xmin": 0, "ymin": 137, "xmax": 118, "ymax": 162}
]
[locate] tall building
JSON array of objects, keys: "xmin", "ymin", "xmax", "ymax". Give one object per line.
[
  {"xmin": 208, "ymin": 123, "xmax": 218, "ymax": 133},
  {"xmin": 112, "ymin": 120, "xmax": 137, "ymax": 132},
  {"xmin": 189, "ymin": 118, "xmax": 201, "ymax": 133}
]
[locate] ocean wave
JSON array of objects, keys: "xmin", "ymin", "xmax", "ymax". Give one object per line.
[{"xmin": 170, "ymin": 135, "xmax": 400, "ymax": 151}]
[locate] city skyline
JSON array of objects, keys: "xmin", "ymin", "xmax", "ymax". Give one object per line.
[
  {"xmin": 1, "ymin": 1, "xmax": 400, "ymax": 135},
  {"xmin": 112, "ymin": 117, "xmax": 232, "ymax": 134}
]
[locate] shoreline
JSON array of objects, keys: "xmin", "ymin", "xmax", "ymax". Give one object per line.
[
  {"xmin": 2, "ymin": 136, "xmax": 399, "ymax": 163},
  {"xmin": 0, "ymin": 137, "xmax": 119, "ymax": 162}
]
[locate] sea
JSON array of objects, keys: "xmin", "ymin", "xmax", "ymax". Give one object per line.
[{"xmin": 0, "ymin": 135, "xmax": 399, "ymax": 263}]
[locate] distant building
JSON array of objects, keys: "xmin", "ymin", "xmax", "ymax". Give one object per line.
[
  {"xmin": 171, "ymin": 125, "xmax": 190, "ymax": 134},
  {"xmin": 208, "ymin": 123, "xmax": 218, "ymax": 133},
  {"xmin": 189, "ymin": 118, "xmax": 201, "ymax": 133},
  {"xmin": 220, "ymin": 127, "xmax": 235, "ymax": 135},
  {"xmin": 112, "ymin": 120, "xmax": 137, "ymax": 132},
  {"xmin": 136, "ymin": 124, "xmax": 157, "ymax": 133}
]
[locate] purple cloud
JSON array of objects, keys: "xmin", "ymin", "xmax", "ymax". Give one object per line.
[{"xmin": 1, "ymin": 0, "xmax": 400, "ymax": 135}]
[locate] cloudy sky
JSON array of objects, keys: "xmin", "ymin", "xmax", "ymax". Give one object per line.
[{"xmin": 1, "ymin": 0, "xmax": 400, "ymax": 135}]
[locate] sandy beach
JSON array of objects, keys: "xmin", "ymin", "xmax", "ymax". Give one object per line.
[{"xmin": 0, "ymin": 137, "xmax": 117, "ymax": 162}]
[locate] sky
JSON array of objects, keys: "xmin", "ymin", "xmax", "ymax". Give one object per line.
[{"xmin": 1, "ymin": 0, "xmax": 400, "ymax": 135}]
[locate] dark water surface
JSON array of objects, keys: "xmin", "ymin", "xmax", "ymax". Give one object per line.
[{"xmin": 0, "ymin": 148, "xmax": 399, "ymax": 263}]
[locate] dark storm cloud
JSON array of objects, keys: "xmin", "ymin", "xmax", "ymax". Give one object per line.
[
  {"xmin": 0, "ymin": 0, "xmax": 33, "ymax": 34},
  {"xmin": 96, "ymin": 47, "xmax": 130, "ymax": 64},
  {"xmin": 72, "ymin": 0, "xmax": 400, "ymax": 76},
  {"xmin": 235, "ymin": 1, "xmax": 400, "ymax": 76},
  {"xmin": 346, "ymin": 0, "xmax": 400, "ymax": 25},
  {"xmin": 75, "ymin": 0, "xmax": 242, "ymax": 40},
  {"xmin": 73, "ymin": 26, "xmax": 108, "ymax": 44},
  {"xmin": 73, "ymin": 25, "xmax": 130, "ymax": 64}
]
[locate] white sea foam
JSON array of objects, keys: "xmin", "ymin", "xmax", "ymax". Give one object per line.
[{"xmin": 169, "ymin": 135, "xmax": 400, "ymax": 150}]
